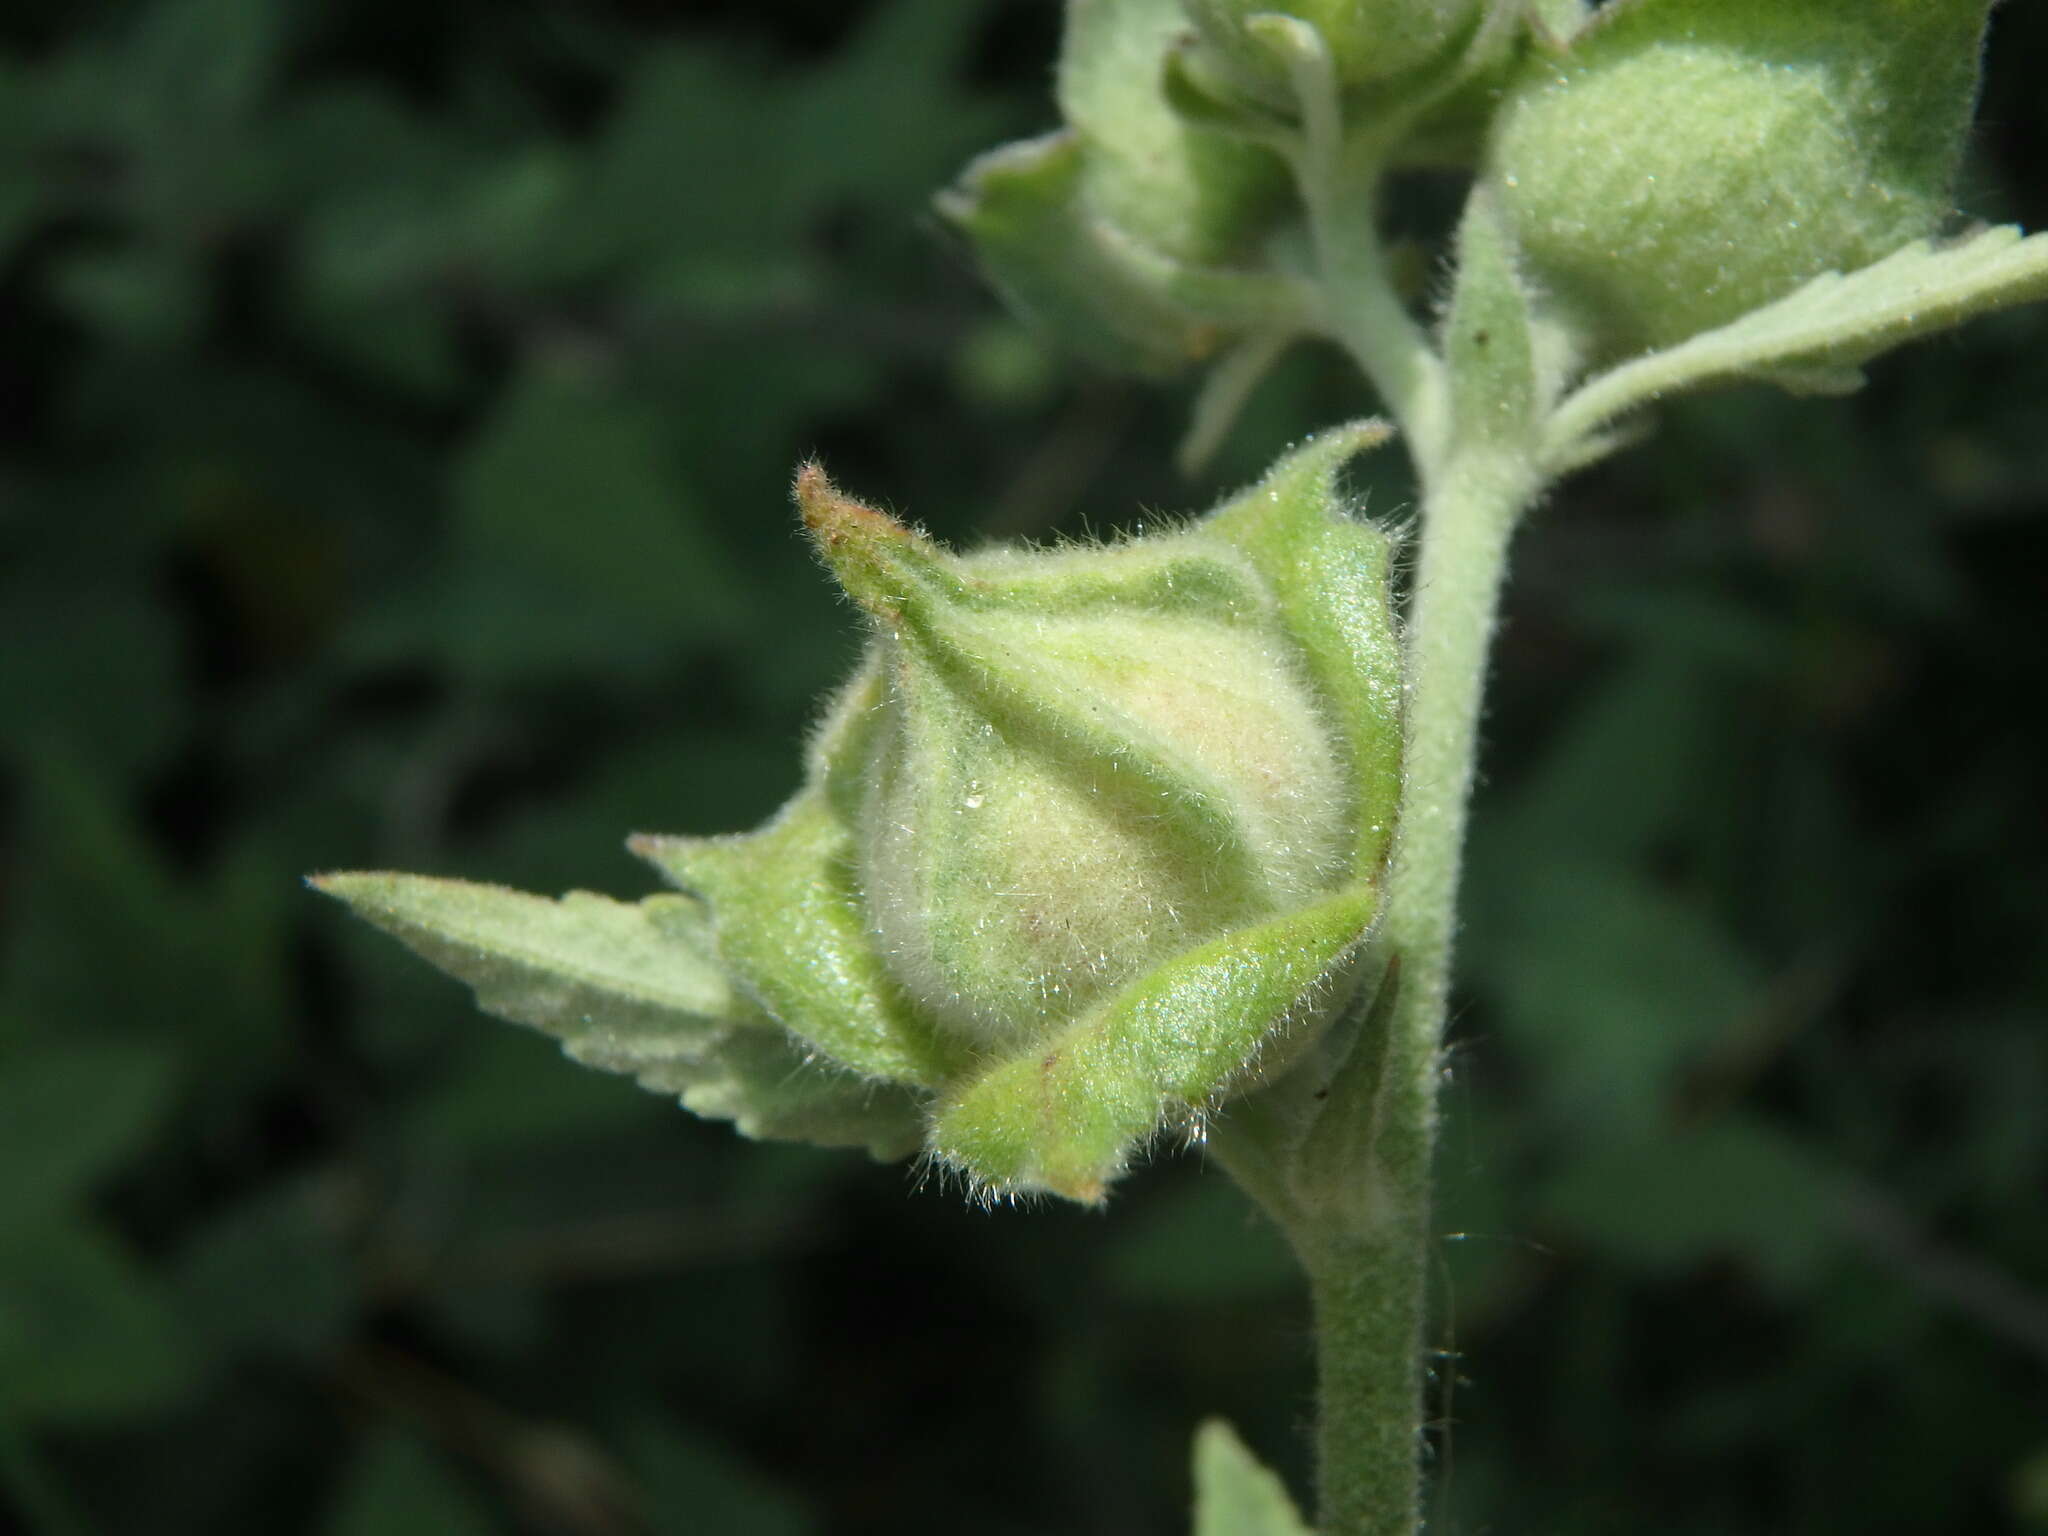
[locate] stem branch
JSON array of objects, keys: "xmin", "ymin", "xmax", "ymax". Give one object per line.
[{"xmin": 1262, "ymin": 18, "xmax": 1450, "ymax": 473}]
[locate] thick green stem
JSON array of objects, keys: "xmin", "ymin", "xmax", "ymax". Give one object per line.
[
  {"xmin": 1280, "ymin": 446, "xmax": 1536, "ymax": 1536},
  {"xmin": 1301, "ymin": 1229, "xmax": 1428, "ymax": 1536},
  {"xmin": 1217, "ymin": 445, "xmax": 1534, "ymax": 1533},
  {"xmin": 1231, "ymin": 24, "xmax": 1544, "ymax": 1531},
  {"xmin": 1383, "ymin": 446, "xmax": 1537, "ymax": 1077}
]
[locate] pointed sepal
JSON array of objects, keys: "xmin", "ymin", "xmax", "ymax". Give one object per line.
[{"xmin": 928, "ymin": 876, "xmax": 1380, "ymax": 1203}]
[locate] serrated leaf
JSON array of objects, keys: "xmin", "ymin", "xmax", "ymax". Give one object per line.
[
  {"xmin": 311, "ymin": 873, "xmax": 923, "ymax": 1158},
  {"xmin": 1544, "ymin": 224, "xmax": 2048, "ymax": 471},
  {"xmin": 637, "ymin": 1029, "xmax": 925, "ymax": 1163},
  {"xmin": 311, "ymin": 873, "xmax": 735, "ymax": 1039},
  {"xmin": 1192, "ymin": 1419, "xmax": 1311, "ymax": 1536}
]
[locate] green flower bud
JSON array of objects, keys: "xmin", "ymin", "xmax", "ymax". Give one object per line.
[
  {"xmin": 1065, "ymin": 0, "xmax": 1292, "ymax": 270},
  {"xmin": 938, "ymin": 0, "xmax": 1299, "ymax": 379},
  {"xmin": 633, "ymin": 426, "xmax": 1406, "ymax": 1202},
  {"xmin": 1181, "ymin": 0, "xmax": 1484, "ymax": 113},
  {"xmin": 1486, "ymin": 0, "xmax": 1993, "ymax": 358}
]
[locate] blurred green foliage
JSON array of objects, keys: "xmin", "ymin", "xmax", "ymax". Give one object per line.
[{"xmin": 1, "ymin": 2, "xmax": 2044, "ymax": 1532}]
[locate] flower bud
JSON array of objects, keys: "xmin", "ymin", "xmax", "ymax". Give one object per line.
[
  {"xmin": 812, "ymin": 470, "xmax": 1350, "ymax": 1052},
  {"xmin": 634, "ymin": 425, "xmax": 1406, "ymax": 1201},
  {"xmin": 937, "ymin": 0, "xmax": 1297, "ymax": 379},
  {"xmin": 1486, "ymin": 0, "xmax": 1992, "ymax": 358},
  {"xmin": 1181, "ymin": 0, "xmax": 1483, "ymax": 113}
]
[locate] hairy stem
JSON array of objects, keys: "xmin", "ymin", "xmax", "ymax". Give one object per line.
[
  {"xmin": 1326, "ymin": 445, "xmax": 1535, "ymax": 1536},
  {"xmin": 1227, "ymin": 23, "xmax": 1543, "ymax": 1532},
  {"xmin": 1262, "ymin": 17, "xmax": 1450, "ymax": 473}
]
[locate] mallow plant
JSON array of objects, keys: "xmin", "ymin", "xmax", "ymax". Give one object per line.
[{"xmin": 315, "ymin": 3, "xmax": 2045, "ymax": 1531}]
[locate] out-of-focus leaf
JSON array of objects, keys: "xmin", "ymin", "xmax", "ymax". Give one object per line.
[
  {"xmin": 402, "ymin": 1026, "xmax": 664, "ymax": 1158},
  {"xmin": 324, "ymin": 1435, "xmax": 493, "ymax": 1536},
  {"xmin": 778, "ymin": 0, "xmax": 1006, "ymax": 216},
  {"xmin": 445, "ymin": 367, "xmax": 743, "ymax": 676},
  {"xmin": 0, "ymin": 1219, "xmax": 200, "ymax": 1424},
  {"xmin": 3, "ymin": 751, "xmax": 297, "ymax": 1116},
  {"xmin": 171, "ymin": 1177, "xmax": 357, "ymax": 1361},
  {"xmin": 45, "ymin": 246, "xmax": 206, "ymax": 348},
  {"xmin": 1540, "ymin": 1116, "xmax": 1844, "ymax": 1291},
  {"xmin": 0, "ymin": 1040, "xmax": 175, "ymax": 1225},
  {"xmin": 2012, "ymin": 1443, "xmax": 2048, "ymax": 1529},
  {"xmin": 0, "ymin": 584, "xmax": 181, "ymax": 778},
  {"xmin": 1191, "ymin": 1418, "xmax": 1310, "ymax": 1536},
  {"xmin": 1106, "ymin": 1178, "xmax": 1295, "ymax": 1304},
  {"xmin": 1500, "ymin": 649, "xmax": 1728, "ymax": 865},
  {"xmin": 0, "ymin": 56, "xmax": 40, "ymax": 263},
  {"xmin": 626, "ymin": 1417, "xmax": 818, "ymax": 1536},
  {"xmin": 119, "ymin": 0, "xmax": 292, "ymax": 129},
  {"xmin": 1464, "ymin": 858, "xmax": 1761, "ymax": 1139}
]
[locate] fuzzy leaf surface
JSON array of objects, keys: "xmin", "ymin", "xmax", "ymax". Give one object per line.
[
  {"xmin": 311, "ymin": 872, "xmax": 921, "ymax": 1156},
  {"xmin": 930, "ymin": 883, "xmax": 1378, "ymax": 1202},
  {"xmin": 1543, "ymin": 225, "xmax": 2048, "ymax": 470}
]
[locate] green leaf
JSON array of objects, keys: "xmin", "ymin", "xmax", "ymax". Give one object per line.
[
  {"xmin": 171, "ymin": 1177, "xmax": 356, "ymax": 1362},
  {"xmin": 311, "ymin": 873, "xmax": 735, "ymax": 1038},
  {"xmin": 0, "ymin": 1039, "xmax": 176, "ymax": 1226},
  {"xmin": 677, "ymin": 1029, "xmax": 925, "ymax": 1162},
  {"xmin": 1540, "ymin": 1115, "xmax": 1845, "ymax": 1292},
  {"xmin": 0, "ymin": 1219, "xmax": 200, "ymax": 1425},
  {"xmin": 310, "ymin": 873, "xmax": 923, "ymax": 1158},
  {"xmin": 1544, "ymin": 225, "xmax": 2048, "ymax": 472},
  {"xmin": 446, "ymin": 365, "xmax": 743, "ymax": 676},
  {"xmin": 1105, "ymin": 1179, "xmax": 1295, "ymax": 1304},
  {"xmin": 45, "ymin": 247, "xmax": 206, "ymax": 349},
  {"xmin": 625, "ymin": 1417, "xmax": 819, "ymax": 1536},
  {"xmin": 121, "ymin": 0, "xmax": 293, "ymax": 128},
  {"xmin": 1191, "ymin": 1419, "xmax": 1311, "ymax": 1536},
  {"xmin": 1463, "ymin": 858, "xmax": 1760, "ymax": 1140},
  {"xmin": 324, "ymin": 1435, "xmax": 493, "ymax": 1536}
]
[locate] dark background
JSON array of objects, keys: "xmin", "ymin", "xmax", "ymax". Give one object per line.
[{"xmin": 2, "ymin": 2, "xmax": 2045, "ymax": 1532}]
